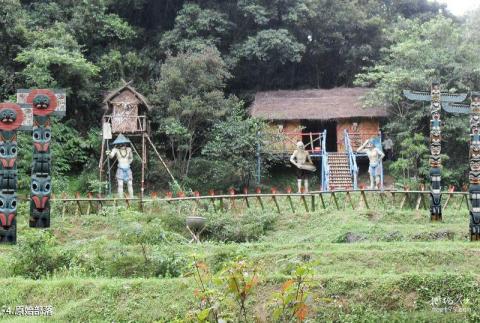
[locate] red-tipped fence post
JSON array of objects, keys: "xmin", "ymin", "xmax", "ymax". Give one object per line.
[
  {"xmin": 255, "ymin": 187, "xmax": 264, "ymax": 210},
  {"xmin": 271, "ymin": 187, "xmax": 280, "ymax": 213},
  {"xmin": 286, "ymin": 186, "xmax": 295, "ymax": 213}
]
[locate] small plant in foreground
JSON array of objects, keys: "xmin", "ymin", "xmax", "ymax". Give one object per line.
[
  {"xmin": 269, "ymin": 264, "xmax": 313, "ymax": 322},
  {"xmin": 187, "ymin": 257, "xmax": 259, "ymax": 322}
]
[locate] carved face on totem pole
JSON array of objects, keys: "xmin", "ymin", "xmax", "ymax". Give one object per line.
[
  {"xmin": 430, "ymin": 127, "xmax": 441, "ymax": 144},
  {"xmin": 30, "ymin": 175, "xmax": 51, "ymax": 211},
  {"xmin": 431, "ymin": 142, "xmax": 441, "ymax": 155},
  {"xmin": 0, "ymin": 194, "xmax": 16, "ymax": 228},
  {"xmin": 32, "ymin": 119, "xmax": 51, "ymax": 153},
  {"xmin": 26, "ymin": 90, "xmax": 57, "ymax": 117},
  {"xmin": 430, "ymin": 155, "xmax": 441, "ymax": 168}
]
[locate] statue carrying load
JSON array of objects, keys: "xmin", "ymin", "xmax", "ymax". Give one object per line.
[
  {"xmin": 357, "ymin": 139, "xmax": 384, "ymax": 189},
  {"xmin": 290, "ymin": 141, "xmax": 316, "ymax": 193},
  {"xmin": 106, "ymin": 134, "xmax": 134, "ymax": 198}
]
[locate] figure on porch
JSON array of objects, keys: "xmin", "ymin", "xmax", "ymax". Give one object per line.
[
  {"xmin": 290, "ymin": 141, "xmax": 316, "ymax": 193},
  {"xmin": 357, "ymin": 139, "xmax": 385, "ymax": 189},
  {"xmin": 106, "ymin": 134, "xmax": 134, "ymax": 198}
]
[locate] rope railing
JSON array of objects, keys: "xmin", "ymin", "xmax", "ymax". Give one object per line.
[
  {"xmin": 321, "ymin": 129, "xmax": 329, "ymax": 191},
  {"xmin": 343, "ymin": 129, "xmax": 358, "ymax": 190}
]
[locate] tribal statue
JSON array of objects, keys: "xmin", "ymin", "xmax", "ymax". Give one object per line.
[
  {"xmin": 290, "ymin": 141, "xmax": 316, "ymax": 193},
  {"xmin": 0, "ymin": 103, "xmax": 27, "ymax": 243},
  {"xmin": 357, "ymin": 139, "xmax": 384, "ymax": 189},
  {"xmin": 404, "ymin": 82, "xmax": 468, "ymax": 221},
  {"xmin": 17, "ymin": 89, "xmax": 66, "ymax": 228},
  {"xmin": 106, "ymin": 134, "xmax": 134, "ymax": 198}
]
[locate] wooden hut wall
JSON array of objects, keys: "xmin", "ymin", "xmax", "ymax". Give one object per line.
[{"xmin": 336, "ymin": 119, "xmax": 380, "ymax": 152}]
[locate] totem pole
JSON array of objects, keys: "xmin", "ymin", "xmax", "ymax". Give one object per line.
[
  {"xmin": 444, "ymin": 93, "xmax": 480, "ymax": 240},
  {"xmin": 0, "ymin": 103, "xmax": 32, "ymax": 243},
  {"xmin": 17, "ymin": 89, "xmax": 66, "ymax": 228},
  {"xmin": 404, "ymin": 82, "xmax": 467, "ymax": 221},
  {"xmin": 469, "ymin": 94, "xmax": 480, "ymax": 240}
]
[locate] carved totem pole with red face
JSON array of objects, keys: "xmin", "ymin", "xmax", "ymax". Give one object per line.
[
  {"xmin": 0, "ymin": 103, "xmax": 32, "ymax": 243},
  {"xmin": 17, "ymin": 89, "xmax": 66, "ymax": 228}
]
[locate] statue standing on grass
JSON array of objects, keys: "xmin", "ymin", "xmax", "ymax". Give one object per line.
[
  {"xmin": 290, "ymin": 141, "xmax": 316, "ymax": 193},
  {"xmin": 106, "ymin": 134, "xmax": 134, "ymax": 198},
  {"xmin": 357, "ymin": 139, "xmax": 384, "ymax": 189}
]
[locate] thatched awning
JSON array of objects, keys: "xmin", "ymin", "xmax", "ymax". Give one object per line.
[{"xmin": 250, "ymin": 87, "xmax": 387, "ymax": 121}]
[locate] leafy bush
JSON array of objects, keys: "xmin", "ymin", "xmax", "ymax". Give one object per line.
[
  {"xmin": 72, "ymin": 237, "xmax": 188, "ymax": 278},
  {"xmin": 203, "ymin": 208, "xmax": 278, "ymax": 242},
  {"xmin": 12, "ymin": 230, "xmax": 71, "ymax": 279},
  {"xmin": 159, "ymin": 206, "xmax": 278, "ymax": 242}
]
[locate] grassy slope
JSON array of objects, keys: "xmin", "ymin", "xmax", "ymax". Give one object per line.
[{"xmin": 1, "ymin": 196, "xmax": 480, "ymax": 322}]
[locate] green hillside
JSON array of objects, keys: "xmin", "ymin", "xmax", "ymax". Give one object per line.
[{"xmin": 1, "ymin": 199, "xmax": 480, "ymax": 322}]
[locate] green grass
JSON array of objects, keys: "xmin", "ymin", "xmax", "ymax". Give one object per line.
[{"xmin": 1, "ymin": 197, "xmax": 480, "ymax": 322}]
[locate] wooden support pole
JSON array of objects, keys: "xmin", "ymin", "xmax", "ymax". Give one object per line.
[
  {"xmin": 379, "ymin": 192, "xmax": 385, "ymax": 208},
  {"xmin": 229, "ymin": 188, "xmax": 236, "ymax": 209},
  {"xmin": 87, "ymin": 192, "xmax": 94, "ymax": 215},
  {"xmin": 256, "ymin": 187, "xmax": 264, "ymax": 210},
  {"xmin": 346, "ymin": 191, "xmax": 354, "ymax": 210},
  {"xmin": 311, "ymin": 195, "xmax": 315, "ymax": 212},
  {"xmin": 75, "ymin": 192, "xmax": 83, "ymax": 215},
  {"xmin": 400, "ymin": 192, "xmax": 409, "ymax": 209},
  {"xmin": 360, "ymin": 190, "xmax": 369, "ymax": 209},
  {"xmin": 319, "ymin": 193, "xmax": 326, "ymax": 209},
  {"xmin": 219, "ymin": 197, "xmax": 225, "ymax": 212},
  {"xmin": 243, "ymin": 188, "xmax": 250, "ymax": 208},
  {"xmin": 301, "ymin": 195, "xmax": 309, "ymax": 212},
  {"xmin": 443, "ymin": 186, "xmax": 455, "ymax": 210},
  {"xmin": 124, "ymin": 193, "xmax": 131, "ymax": 208},
  {"xmin": 331, "ymin": 192, "xmax": 339, "ymax": 210},
  {"xmin": 415, "ymin": 193, "xmax": 423, "ymax": 211},
  {"xmin": 271, "ymin": 188, "xmax": 281, "ymax": 214},
  {"xmin": 209, "ymin": 190, "xmax": 217, "ymax": 212},
  {"xmin": 61, "ymin": 192, "xmax": 67, "ymax": 217}
]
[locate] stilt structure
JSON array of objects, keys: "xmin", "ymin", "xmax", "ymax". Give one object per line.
[
  {"xmin": 404, "ymin": 82, "xmax": 467, "ymax": 221},
  {"xmin": 99, "ymin": 81, "xmax": 175, "ymax": 198}
]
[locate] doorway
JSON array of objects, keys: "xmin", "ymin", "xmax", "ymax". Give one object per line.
[{"xmin": 302, "ymin": 120, "xmax": 337, "ymax": 152}]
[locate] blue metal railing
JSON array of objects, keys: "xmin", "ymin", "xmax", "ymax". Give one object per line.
[
  {"xmin": 344, "ymin": 129, "xmax": 358, "ymax": 190},
  {"xmin": 321, "ymin": 129, "xmax": 329, "ymax": 191}
]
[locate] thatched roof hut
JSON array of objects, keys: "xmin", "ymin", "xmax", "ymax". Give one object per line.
[
  {"xmin": 103, "ymin": 82, "xmax": 150, "ymax": 134},
  {"xmin": 103, "ymin": 82, "xmax": 151, "ymax": 113},
  {"xmin": 250, "ymin": 87, "xmax": 387, "ymax": 120},
  {"xmin": 250, "ymin": 87, "xmax": 388, "ymax": 152}
]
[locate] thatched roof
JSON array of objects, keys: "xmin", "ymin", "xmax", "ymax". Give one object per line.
[
  {"xmin": 103, "ymin": 81, "xmax": 151, "ymax": 111},
  {"xmin": 250, "ymin": 87, "xmax": 388, "ymax": 121}
]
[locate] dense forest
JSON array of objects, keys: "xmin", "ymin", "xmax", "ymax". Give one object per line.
[{"xmin": 1, "ymin": 0, "xmax": 480, "ymax": 192}]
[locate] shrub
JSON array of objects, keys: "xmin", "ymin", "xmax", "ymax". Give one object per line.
[
  {"xmin": 203, "ymin": 208, "xmax": 278, "ymax": 242},
  {"xmin": 12, "ymin": 230, "xmax": 71, "ymax": 279}
]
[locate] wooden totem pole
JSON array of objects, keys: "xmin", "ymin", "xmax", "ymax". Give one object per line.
[
  {"xmin": 17, "ymin": 89, "xmax": 66, "ymax": 228},
  {"xmin": 444, "ymin": 93, "xmax": 480, "ymax": 240},
  {"xmin": 469, "ymin": 94, "xmax": 480, "ymax": 240},
  {"xmin": 0, "ymin": 103, "xmax": 32, "ymax": 243},
  {"xmin": 404, "ymin": 82, "xmax": 467, "ymax": 221}
]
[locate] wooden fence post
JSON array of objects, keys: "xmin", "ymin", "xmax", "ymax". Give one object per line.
[
  {"xmin": 271, "ymin": 187, "xmax": 281, "ymax": 213},
  {"xmin": 286, "ymin": 187, "xmax": 295, "ymax": 213}
]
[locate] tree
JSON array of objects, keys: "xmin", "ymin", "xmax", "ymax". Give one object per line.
[
  {"xmin": 202, "ymin": 107, "xmax": 267, "ymax": 187},
  {"xmin": 151, "ymin": 47, "xmax": 237, "ymax": 179},
  {"xmin": 355, "ymin": 15, "xmax": 480, "ymax": 186}
]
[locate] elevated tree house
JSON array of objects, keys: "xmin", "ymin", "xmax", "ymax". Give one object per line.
[{"xmin": 99, "ymin": 81, "xmax": 174, "ymax": 198}]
